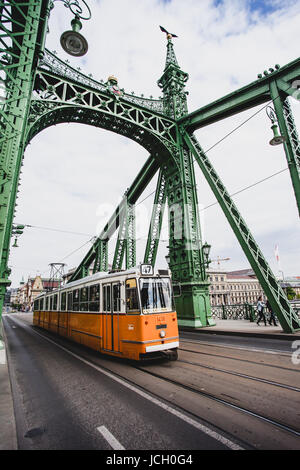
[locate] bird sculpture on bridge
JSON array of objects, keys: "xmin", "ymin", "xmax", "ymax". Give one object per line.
[{"xmin": 159, "ymin": 25, "xmax": 178, "ymax": 39}]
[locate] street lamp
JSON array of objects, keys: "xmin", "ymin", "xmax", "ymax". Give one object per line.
[
  {"xmin": 165, "ymin": 254, "xmax": 170, "ymax": 266},
  {"xmin": 11, "ymin": 224, "xmax": 25, "ymax": 248},
  {"xmin": 60, "ymin": 15, "xmax": 89, "ymax": 57},
  {"xmin": 48, "ymin": 1, "xmax": 91, "ymax": 57},
  {"xmin": 202, "ymin": 242, "xmax": 211, "ymax": 269},
  {"xmin": 266, "ymin": 106, "xmax": 286, "ymax": 146}
]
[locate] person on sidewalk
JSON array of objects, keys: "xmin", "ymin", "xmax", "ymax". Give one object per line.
[
  {"xmin": 256, "ymin": 296, "xmax": 267, "ymax": 326},
  {"xmin": 266, "ymin": 299, "xmax": 277, "ymax": 326}
]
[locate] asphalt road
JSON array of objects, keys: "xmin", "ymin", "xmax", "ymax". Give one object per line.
[{"xmin": 4, "ymin": 314, "xmax": 239, "ymax": 451}]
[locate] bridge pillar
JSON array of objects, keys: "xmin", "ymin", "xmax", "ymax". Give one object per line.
[
  {"xmin": 158, "ymin": 35, "xmax": 214, "ymax": 328},
  {"xmin": 165, "ymin": 145, "xmax": 214, "ymax": 328},
  {"xmin": 0, "ymin": 0, "xmax": 44, "ymax": 329}
]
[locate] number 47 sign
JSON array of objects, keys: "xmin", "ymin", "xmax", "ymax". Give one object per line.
[{"xmin": 140, "ymin": 264, "xmax": 154, "ymax": 276}]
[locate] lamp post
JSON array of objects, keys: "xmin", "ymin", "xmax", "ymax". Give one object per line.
[{"xmin": 266, "ymin": 106, "xmax": 286, "ymax": 146}]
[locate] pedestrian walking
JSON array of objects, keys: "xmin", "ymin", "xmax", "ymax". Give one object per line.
[
  {"xmin": 266, "ymin": 299, "xmax": 277, "ymax": 326},
  {"xmin": 256, "ymin": 296, "xmax": 267, "ymax": 326}
]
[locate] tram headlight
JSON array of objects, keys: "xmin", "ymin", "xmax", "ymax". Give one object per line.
[{"xmin": 160, "ymin": 330, "xmax": 166, "ymax": 338}]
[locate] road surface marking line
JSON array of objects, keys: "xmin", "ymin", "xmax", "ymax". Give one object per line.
[
  {"xmin": 97, "ymin": 426, "xmax": 125, "ymax": 450},
  {"xmin": 9, "ymin": 317, "xmax": 244, "ymax": 450}
]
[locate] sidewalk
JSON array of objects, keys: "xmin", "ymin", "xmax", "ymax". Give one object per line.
[
  {"xmin": 0, "ymin": 324, "xmax": 17, "ymax": 450},
  {"xmin": 180, "ymin": 319, "xmax": 300, "ymax": 341}
]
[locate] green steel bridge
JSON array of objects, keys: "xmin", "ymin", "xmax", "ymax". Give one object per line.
[{"xmin": 0, "ymin": 1, "xmax": 300, "ymax": 335}]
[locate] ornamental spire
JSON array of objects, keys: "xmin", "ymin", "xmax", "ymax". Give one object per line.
[
  {"xmin": 157, "ymin": 26, "xmax": 189, "ymax": 119},
  {"xmin": 165, "ymin": 36, "xmax": 179, "ymax": 69},
  {"xmin": 159, "ymin": 25, "xmax": 179, "ymax": 69}
]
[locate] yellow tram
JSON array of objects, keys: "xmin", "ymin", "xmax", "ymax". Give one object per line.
[{"xmin": 33, "ymin": 265, "xmax": 179, "ymax": 361}]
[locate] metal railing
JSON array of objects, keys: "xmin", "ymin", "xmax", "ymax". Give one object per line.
[
  {"xmin": 211, "ymin": 303, "xmax": 300, "ymax": 321},
  {"xmin": 211, "ymin": 303, "xmax": 256, "ymax": 321}
]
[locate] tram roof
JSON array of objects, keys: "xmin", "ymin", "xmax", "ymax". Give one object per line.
[
  {"xmin": 63, "ymin": 267, "xmax": 138, "ymax": 290},
  {"xmin": 35, "ymin": 266, "xmax": 169, "ymax": 298}
]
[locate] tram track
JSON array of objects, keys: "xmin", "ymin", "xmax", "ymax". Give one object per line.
[
  {"xmin": 177, "ymin": 359, "xmax": 300, "ymax": 392},
  {"xmin": 180, "ymin": 337, "xmax": 293, "ymax": 357},
  {"xmin": 6, "ymin": 315, "xmax": 300, "ymax": 449},
  {"xmin": 134, "ymin": 364, "xmax": 300, "ymax": 439},
  {"xmin": 4, "ymin": 316, "xmax": 245, "ymax": 450},
  {"xmin": 179, "ymin": 343, "xmax": 298, "ymax": 373}
]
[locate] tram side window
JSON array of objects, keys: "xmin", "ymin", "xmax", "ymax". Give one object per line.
[
  {"xmin": 89, "ymin": 284, "xmax": 100, "ymax": 312},
  {"xmin": 67, "ymin": 292, "xmax": 73, "ymax": 311},
  {"xmin": 40, "ymin": 298, "xmax": 44, "ymax": 310},
  {"xmin": 80, "ymin": 287, "xmax": 88, "ymax": 311},
  {"xmin": 61, "ymin": 292, "xmax": 66, "ymax": 311},
  {"xmin": 126, "ymin": 279, "xmax": 139, "ymax": 313},
  {"xmin": 53, "ymin": 294, "xmax": 58, "ymax": 311},
  {"xmin": 73, "ymin": 289, "xmax": 79, "ymax": 311},
  {"xmin": 103, "ymin": 285, "xmax": 111, "ymax": 312},
  {"xmin": 45, "ymin": 297, "xmax": 49, "ymax": 311},
  {"xmin": 34, "ymin": 299, "xmax": 39, "ymax": 311},
  {"xmin": 113, "ymin": 283, "xmax": 121, "ymax": 312},
  {"xmin": 49, "ymin": 296, "xmax": 53, "ymax": 311}
]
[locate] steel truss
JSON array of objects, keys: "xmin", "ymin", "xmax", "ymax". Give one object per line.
[{"xmin": 0, "ymin": 0, "xmax": 299, "ymax": 332}]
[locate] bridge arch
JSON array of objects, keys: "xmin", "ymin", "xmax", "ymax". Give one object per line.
[{"xmin": 25, "ymin": 103, "xmax": 178, "ymax": 175}]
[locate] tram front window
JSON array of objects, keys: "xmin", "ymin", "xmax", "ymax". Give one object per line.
[{"xmin": 139, "ymin": 278, "xmax": 172, "ymax": 314}]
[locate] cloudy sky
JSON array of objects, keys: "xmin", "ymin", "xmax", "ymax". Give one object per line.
[{"xmin": 8, "ymin": 0, "xmax": 300, "ymax": 287}]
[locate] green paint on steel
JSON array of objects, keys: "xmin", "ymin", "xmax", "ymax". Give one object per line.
[
  {"xmin": 269, "ymin": 81, "xmax": 300, "ymax": 216},
  {"xmin": 143, "ymin": 169, "xmax": 167, "ymax": 266},
  {"xmin": 0, "ymin": 0, "xmax": 45, "ymax": 338},
  {"xmin": 183, "ymin": 132, "xmax": 300, "ymax": 333}
]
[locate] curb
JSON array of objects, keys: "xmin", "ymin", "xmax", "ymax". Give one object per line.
[{"xmin": 179, "ymin": 327, "xmax": 297, "ymax": 341}]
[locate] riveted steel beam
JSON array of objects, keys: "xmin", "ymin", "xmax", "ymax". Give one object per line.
[
  {"xmin": 0, "ymin": 0, "xmax": 45, "ymax": 333},
  {"xmin": 179, "ymin": 57, "xmax": 300, "ymax": 132},
  {"xmin": 143, "ymin": 169, "xmax": 167, "ymax": 266},
  {"xmin": 112, "ymin": 201, "xmax": 136, "ymax": 271},
  {"xmin": 269, "ymin": 81, "xmax": 300, "ymax": 216}
]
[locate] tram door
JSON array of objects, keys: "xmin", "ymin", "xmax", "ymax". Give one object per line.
[{"xmin": 102, "ymin": 283, "xmax": 121, "ymax": 352}]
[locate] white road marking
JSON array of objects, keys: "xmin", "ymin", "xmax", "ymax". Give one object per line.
[
  {"xmin": 8, "ymin": 316, "xmax": 244, "ymax": 450},
  {"xmin": 97, "ymin": 426, "xmax": 125, "ymax": 450}
]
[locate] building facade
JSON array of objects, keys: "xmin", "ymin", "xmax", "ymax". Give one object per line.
[
  {"xmin": 14, "ymin": 275, "xmax": 59, "ymax": 310},
  {"xmin": 208, "ymin": 269, "xmax": 264, "ymax": 306}
]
